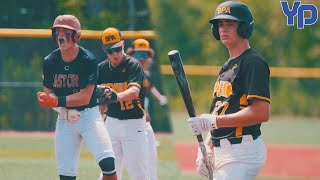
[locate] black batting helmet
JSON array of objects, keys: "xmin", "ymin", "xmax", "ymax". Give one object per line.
[{"xmin": 209, "ymin": 1, "xmax": 254, "ymax": 40}]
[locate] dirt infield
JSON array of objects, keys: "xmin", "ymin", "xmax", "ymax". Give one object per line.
[
  {"xmin": 0, "ymin": 130, "xmax": 54, "ymax": 137},
  {"xmin": 176, "ymin": 142, "xmax": 320, "ymax": 178}
]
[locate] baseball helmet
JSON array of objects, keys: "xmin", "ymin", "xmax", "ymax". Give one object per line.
[
  {"xmin": 101, "ymin": 27, "xmax": 123, "ymax": 51},
  {"xmin": 51, "ymin": 15, "xmax": 81, "ymax": 43},
  {"xmin": 209, "ymin": 1, "xmax": 254, "ymax": 40}
]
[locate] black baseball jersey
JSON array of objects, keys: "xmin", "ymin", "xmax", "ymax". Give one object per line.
[
  {"xmin": 42, "ymin": 46, "xmax": 99, "ymax": 110},
  {"xmin": 210, "ymin": 48, "xmax": 270, "ymax": 140},
  {"xmin": 98, "ymin": 55, "xmax": 146, "ymax": 120}
]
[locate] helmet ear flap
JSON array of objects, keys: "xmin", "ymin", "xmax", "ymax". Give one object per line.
[
  {"xmin": 51, "ymin": 28, "xmax": 57, "ymax": 42},
  {"xmin": 71, "ymin": 31, "xmax": 76, "ymax": 42},
  {"xmin": 237, "ymin": 22, "xmax": 253, "ymax": 39},
  {"xmin": 72, "ymin": 31, "xmax": 81, "ymax": 43},
  {"xmin": 211, "ymin": 24, "xmax": 220, "ymax": 40}
]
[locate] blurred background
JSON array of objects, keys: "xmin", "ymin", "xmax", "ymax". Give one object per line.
[{"xmin": 1, "ymin": 0, "xmax": 320, "ymax": 179}]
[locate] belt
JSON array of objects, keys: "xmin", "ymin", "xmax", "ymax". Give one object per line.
[{"xmin": 213, "ymin": 134, "xmax": 258, "ymax": 147}]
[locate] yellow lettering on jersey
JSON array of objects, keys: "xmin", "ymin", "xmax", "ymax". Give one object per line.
[
  {"xmin": 213, "ymin": 81, "xmax": 220, "ymax": 97},
  {"xmin": 213, "ymin": 81, "xmax": 233, "ymax": 98},
  {"xmin": 100, "ymin": 82, "xmax": 128, "ymax": 93},
  {"xmin": 101, "ymin": 82, "xmax": 134, "ymax": 111},
  {"xmin": 213, "ymin": 101, "xmax": 229, "ymax": 115},
  {"xmin": 217, "ymin": 7, "xmax": 231, "ymax": 14},
  {"xmin": 223, "ymin": 81, "xmax": 232, "ymax": 98},
  {"xmin": 240, "ymin": 94, "xmax": 248, "ymax": 106}
]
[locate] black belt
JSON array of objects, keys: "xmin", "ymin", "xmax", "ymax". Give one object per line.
[{"xmin": 213, "ymin": 134, "xmax": 259, "ymax": 147}]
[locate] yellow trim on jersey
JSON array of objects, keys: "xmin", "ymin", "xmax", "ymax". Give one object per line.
[
  {"xmin": 136, "ymin": 99, "xmax": 146, "ymax": 115},
  {"xmin": 128, "ymin": 82, "xmax": 141, "ymax": 89},
  {"xmin": 235, "ymin": 127, "xmax": 242, "ymax": 137},
  {"xmin": 247, "ymin": 95, "xmax": 271, "ymax": 102}
]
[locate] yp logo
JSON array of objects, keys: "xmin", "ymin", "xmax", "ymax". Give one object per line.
[{"xmin": 280, "ymin": 1, "xmax": 318, "ymax": 29}]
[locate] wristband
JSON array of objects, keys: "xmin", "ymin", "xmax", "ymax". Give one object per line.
[{"xmin": 57, "ymin": 96, "xmax": 67, "ymax": 107}]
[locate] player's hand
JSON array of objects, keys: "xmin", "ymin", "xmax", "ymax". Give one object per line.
[
  {"xmin": 37, "ymin": 92, "xmax": 58, "ymax": 108},
  {"xmin": 60, "ymin": 108, "xmax": 80, "ymax": 122},
  {"xmin": 196, "ymin": 145, "xmax": 214, "ymax": 178},
  {"xmin": 188, "ymin": 114, "xmax": 218, "ymax": 135},
  {"xmin": 97, "ymin": 85, "xmax": 118, "ymax": 105},
  {"xmin": 159, "ymin": 95, "xmax": 168, "ymax": 106},
  {"xmin": 146, "ymin": 114, "xmax": 151, "ymax": 122}
]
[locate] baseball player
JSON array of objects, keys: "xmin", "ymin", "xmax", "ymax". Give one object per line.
[
  {"xmin": 36, "ymin": 15, "xmax": 117, "ymax": 180},
  {"xmin": 127, "ymin": 38, "xmax": 168, "ymax": 180},
  {"xmin": 97, "ymin": 27, "xmax": 149, "ymax": 180},
  {"xmin": 187, "ymin": 1, "xmax": 270, "ymax": 180}
]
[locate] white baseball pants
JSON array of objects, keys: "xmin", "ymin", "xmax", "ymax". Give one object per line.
[
  {"xmin": 212, "ymin": 135, "xmax": 266, "ymax": 180},
  {"xmin": 105, "ymin": 116, "xmax": 150, "ymax": 180},
  {"xmin": 146, "ymin": 122, "xmax": 158, "ymax": 180},
  {"xmin": 55, "ymin": 106, "xmax": 115, "ymax": 176}
]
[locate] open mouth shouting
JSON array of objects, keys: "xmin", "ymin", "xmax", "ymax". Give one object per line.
[{"xmin": 58, "ymin": 37, "xmax": 65, "ymax": 45}]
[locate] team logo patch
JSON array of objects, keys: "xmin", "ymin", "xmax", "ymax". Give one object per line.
[
  {"xmin": 217, "ymin": 7, "xmax": 231, "ymax": 14},
  {"xmin": 232, "ymin": 64, "xmax": 238, "ymax": 70},
  {"xmin": 138, "ymin": 43, "xmax": 147, "ymax": 48},
  {"xmin": 105, "ymin": 35, "xmax": 117, "ymax": 42}
]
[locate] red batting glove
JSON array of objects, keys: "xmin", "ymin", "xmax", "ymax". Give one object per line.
[{"xmin": 37, "ymin": 92, "xmax": 58, "ymax": 108}]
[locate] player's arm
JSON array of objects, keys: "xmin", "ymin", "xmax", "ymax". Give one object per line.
[
  {"xmin": 43, "ymin": 84, "xmax": 94, "ymax": 107},
  {"xmin": 117, "ymin": 85, "xmax": 140, "ymax": 102},
  {"xmin": 217, "ymin": 60, "xmax": 271, "ymax": 127},
  {"xmin": 150, "ymin": 86, "xmax": 167, "ymax": 105},
  {"xmin": 65, "ymin": 84, "xmax": 95, "ymax": 107},
  {"xmin": 217, "ymin": 99, "xmax": 269, "ymax": 128}
]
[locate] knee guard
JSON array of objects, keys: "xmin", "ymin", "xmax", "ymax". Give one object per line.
[
  {"xmin": 59, "ymin": 175, "xmax": 76, "ymax": 180},
  {"xmin": 99, "ymin": 157, "xmax": 116, "ymax": 176}
]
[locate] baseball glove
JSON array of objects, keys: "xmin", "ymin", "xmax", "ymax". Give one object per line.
[{"xmin": 96, "ymin": 85, "xmax": 118, "ymax": 105}]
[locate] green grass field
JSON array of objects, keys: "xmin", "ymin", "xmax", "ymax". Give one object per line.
[{"xmin": 0, "ymin": 115, "xmax": 319, "ymax": 180}]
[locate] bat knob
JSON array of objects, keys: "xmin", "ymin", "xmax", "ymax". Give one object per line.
[{"xmin": 168, "ymin": 50, "xmax": 179, "ymax": 56}]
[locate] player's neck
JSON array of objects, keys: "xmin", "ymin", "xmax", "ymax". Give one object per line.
[
  {"xmin": 227, "ymin": 40, "xmax": 250, "ymax": 60},
  {"xmin": 61, "ymin": 44, "xmax": 79, "ymax": 63}
]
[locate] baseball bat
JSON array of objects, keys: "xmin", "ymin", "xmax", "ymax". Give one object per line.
[{"xmin": 168, "ymin": 50, "xmax": 213, "ymax": 180}]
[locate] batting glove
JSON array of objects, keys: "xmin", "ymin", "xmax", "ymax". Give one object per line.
[
  {"xmin": 37, "ymin": 92, "xmax": 58, "ymax": 108},
  {"xmin": 159, "ymin": 95, "xmax": 168, "ymax": 106},
  {"xmin": 188, "ymin": 114, "xmax": 218, "ymax": 136},
  {"xmin": 196, "ymin": 145, "xmax": 214, "ymax": 178}
]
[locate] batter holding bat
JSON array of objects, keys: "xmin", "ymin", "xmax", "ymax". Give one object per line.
[
  {"xmin": 97, "ymin": 27, "xmax": 149, "ymax": 180},
  {"xmin": 187, "ymin": 1, "xmax": 270, "ymax": 180},
  {"xmin": 37, "ymin": 15, "xmax": 117, "ymax": 180}
]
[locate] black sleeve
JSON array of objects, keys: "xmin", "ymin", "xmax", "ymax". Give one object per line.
[
  {"xmin": 42, "ymin": 57, "xmax": 53, "ymax": 89},
  {"xmin": 128, "ymin": 62, "xmax": 144, "ymax": 89},
  {"xmin": 80, "ymin": 58, "xmax": 98, "ymax": 89},
  {"xmin": 242, "ymin": 60, "xmax": 270, "ymax": 103}
]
